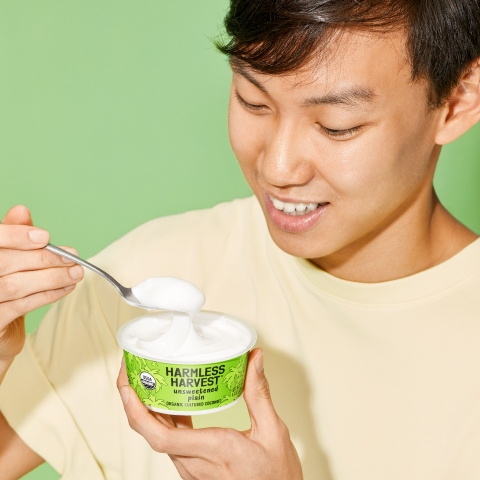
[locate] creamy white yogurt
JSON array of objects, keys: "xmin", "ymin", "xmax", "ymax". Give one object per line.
[
  {"xmin": 120, "ymin": 311, "xmax": 253, "ymax": 362},
  {"xmin": 125, "ymin": 277, "xmax": 252, "ymax": 362},
  {"xmin": 131, "ymin": 276, "xmax": 205, "ymax": 317}
]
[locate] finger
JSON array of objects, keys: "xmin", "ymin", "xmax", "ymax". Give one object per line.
[
  {"xmin": 0, "ymin": 225, "xmax": 50, "ymax": 250},
  {"xmin": 171, "ymin": 415, "xmax": 193, "ymax": 429},
  {"xmin": 116, "ymin": 361, "xmax": 188, "ymax": 430},
  {"xmin": 0, "ymin": 246, "xmax": 78, "ymax": 276},
  {"xmin": 0, "ymin": 286, "xmax": 76, "ymax": 331},
  {"xmin": 243, "ymin": 349, "xmax": 279, "ymax": 435},
  {"xmin": 1, "ymin": 205, "xmax": 33, "ymax": 226},
  {"xmin": 151, "ymin": 412, "xmax": 177, "ymax": 428},
  {"xmin": 0, "ymin": 265, "xmax": 84, "ymax": 303},
  {"xmin": 117, "ymin": 370, "xmax": 225, "ymax": 458},
  {"xmin": 117, "ymin": 354, "xmax": 128, "ymax": 384},
  {"xmin": 117, "ymin": 362, "xmax": 175, "ymax": 431}
]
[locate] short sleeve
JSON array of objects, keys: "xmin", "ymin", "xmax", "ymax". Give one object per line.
[{"xmin": 0, "ymin": 331, "xmax": 105, "ymax": 479}]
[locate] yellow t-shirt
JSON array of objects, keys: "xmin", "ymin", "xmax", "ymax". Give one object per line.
[{"xmin": 2, "ymin": 196, "xmax": 480, "ymax": 480}]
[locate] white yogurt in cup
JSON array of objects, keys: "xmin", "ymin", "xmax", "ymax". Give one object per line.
[{"xmin": 117, "ymin": 277, "xmax": 257, "ymax": 415}]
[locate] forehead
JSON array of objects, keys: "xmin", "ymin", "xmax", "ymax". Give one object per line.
[{"xmin": 233, "ymin": 30, "xmax": 414, "ymax": 103}]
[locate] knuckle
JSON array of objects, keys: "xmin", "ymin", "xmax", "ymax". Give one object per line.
[
  {"xmin": 276, "ymin": 418, "xmax": 290, "ymax": 438},
  {"xmin": 40, "ymin": 249, "xmax": 55, "ymax": 268},
  {"xmin": 222, "ymin": 427, "xmax": 237, "ymax": 441},
  {"xmin": 0, "ymin": 250, "xmax": 12, "ymax": 274},
  {"xmin": 127, "ymin": 417, "xmax": 139, "ymax": 433},
  {"xmin": 47, "ymin": 267, "xmax": 68, "ymax": 287},
  {"xmin": 257, "ymin": 378, "xmax": 272, "ymax": 400},
  {"xmin": 125, "ymin": 409, "xmax": 141, "ymax": 432},
  {"xmin": 14, "ymin": 290, "xmax": 52, "ymax": 315},
  {"xmin": 18, "ymin": 226, "xmax": 30, "ymax": 246},
  {"xmin": 41, "ymin": 289, "xmax": 62, "ymax": 304},
  {"xmin": 150, "ymin": 435, "xmax": 166, "ymax": 453},
  {"xmin": 3, "ymin": 299, "xmax": 24, "ymax": 319},
  {"xmin": 11, "ymin": 296, "xmax": 30, "ymax": 317},
  {"xmin": 217, "ymin": 428, "xmax": 237, "ymax": 451},
  {"xmin": 116, "ymin": 375, "xmax": 127, "ymax": 392},
  {"xmin": 0, "ymin": 276, "xmax": 19, "ymax": 299},
  {"xmin": 127, "ymin": 409, "xmax": 141, "ymax": 428}
]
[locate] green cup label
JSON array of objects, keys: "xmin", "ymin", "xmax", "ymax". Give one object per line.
[{"xmin": 124, "ymin": 350, "xmax": 249, "ymax": 412}]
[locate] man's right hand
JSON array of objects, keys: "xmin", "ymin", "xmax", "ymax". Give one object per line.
[
  {"xmin": 0, "ymin": 205, "xmax": 84, "ymax": 373},
  {"xmin": 0, "ymin": 205, "xmax": 83, "ymax": 478}
]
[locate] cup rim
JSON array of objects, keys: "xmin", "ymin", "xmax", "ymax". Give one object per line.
[{"xmin": 116, "ymin": 310, "xmax": 257, "ymax": 365}]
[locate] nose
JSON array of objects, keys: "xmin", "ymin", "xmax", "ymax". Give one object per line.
[{"xmin": 259, "ymin": 118, "xmax": 315, "ymax": 189}]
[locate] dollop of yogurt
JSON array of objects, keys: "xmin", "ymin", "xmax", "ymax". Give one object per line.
[
  {"xmin": 131, "ymin": 276, "xmax": 205, "ymax": 317},
  {"xmin": 124, "ymin": 276, "xmax": 252, "ymax": 362}
]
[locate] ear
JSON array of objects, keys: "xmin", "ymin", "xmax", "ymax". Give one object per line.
[{"xmin": 435, "ymin": 60, "xmax": 480, "ymax": 145}]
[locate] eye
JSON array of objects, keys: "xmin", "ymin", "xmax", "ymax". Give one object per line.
[
  {"xmin": 235, "ymin": 91, "xmax": 268, "ymax": 113},
  {"xmin": 319, "ymin": 124, "xmax": 363, "ymax": 140}
]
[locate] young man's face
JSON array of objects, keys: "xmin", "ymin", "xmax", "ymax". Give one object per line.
[{"xmin": 228, "ymin": 31, "xmax": 445, "ymax": 260}]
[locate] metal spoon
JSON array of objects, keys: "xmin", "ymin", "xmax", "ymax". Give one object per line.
[{"xmin": 44, "ymin": 243, "xmax": 159, "ymax": 310}]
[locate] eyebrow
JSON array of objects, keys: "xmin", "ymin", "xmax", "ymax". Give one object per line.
[
  {"xmin": 234, "ymin": 66, "xmax": 377, "ymax": 109},
  {"xmin": 235, "ymin": 67, "xmax": 271, "ymax": 97},
  {"xmin": 301, "ymin": 87, "xmax": 377, "ymax": 109}
]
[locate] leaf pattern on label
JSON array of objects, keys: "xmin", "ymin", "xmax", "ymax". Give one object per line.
[
  {"xmin": 125, "ymin": 351, "xmax": 170, "ymax": 409},
  {"xmin": 219, "ymin": 353, "xmax": 248, "ymax": 406}
]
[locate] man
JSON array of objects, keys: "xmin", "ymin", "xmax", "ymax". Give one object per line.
[{"xmin": 1, "ymin": 0, "xmax": 480, "ymax": 479}]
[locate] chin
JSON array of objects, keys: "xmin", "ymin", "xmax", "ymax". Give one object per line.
[{"xmin": 266, "ymin": 223, "xmax": 337, "ymax": 260}]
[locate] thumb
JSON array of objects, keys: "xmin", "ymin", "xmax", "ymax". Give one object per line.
[
  {"xmin": 243, "ymin": 348, "xmax": 278, "ymax": 434},
  {"xmin": 2, "ymin": 205, "xmax": 34, "ymax": 226}
]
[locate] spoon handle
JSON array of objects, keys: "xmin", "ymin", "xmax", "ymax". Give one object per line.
[{"xmin": 44, "ymin": 243, "xmax": 128, "ymax": 297}]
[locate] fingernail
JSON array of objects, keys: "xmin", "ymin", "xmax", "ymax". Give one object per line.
[
  {"xmin": 121, "ymin": 355, "xmax": 125, "ymax": 366},
  {"xmin": 28, "ymin": 230, "xmax": 49, "ymax": 244},
  {"xmin": 62, "ymin": 256, "xmax": 75, "ymax": 264},
  {"xmin": 69, "ymin": 265, "xmax": 84, "ymax": 280},
  {"xmin": 64, "ymin": 285, "xmax": 75, "ymax": 291},
  {"xmin": 255, "ymin": 350, "xmax": 264, "ymax": 374},
  {"xmin": 120, "ymin": 386, "xmax": 129, "ymax": 405}
]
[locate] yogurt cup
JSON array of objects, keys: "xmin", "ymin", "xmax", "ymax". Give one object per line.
[{"xmin": 117, "ymin": 310, "xmax": 257, "ymax": 415}]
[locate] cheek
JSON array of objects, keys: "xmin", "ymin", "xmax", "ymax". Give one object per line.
[
  {"xmin": 228, "ymin": 102, "xmax": 263, "ymax": 177},
  {"xmin": 318, "ymin": 124, "xmax": 431, "ymax": 212},
  {"xmin": 315, "ymin": 142, "xmax": 391, "ymax": 209}
]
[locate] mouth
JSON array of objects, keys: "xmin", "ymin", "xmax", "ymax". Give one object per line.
[{"xmin": 264, "ymin": 192, "xmax": 329, "ymax": 234}]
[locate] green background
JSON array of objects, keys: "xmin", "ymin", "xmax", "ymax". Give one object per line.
[{"xmin": 0, "ymin": 1, "xmax": 478, "ymax": 479}]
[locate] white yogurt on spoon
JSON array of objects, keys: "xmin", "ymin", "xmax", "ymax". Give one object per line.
[
  {"xmin": 124, "ymin": 277, "xmax": 251, "ymax": 362},
  {"xmin": 131, "ymin": 276, "xmax": 206, "ymax": 317}
]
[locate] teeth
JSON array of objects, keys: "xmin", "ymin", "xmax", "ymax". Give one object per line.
[
  {"xmin": 272, "ymin": 198, "xmax": 285, "ymax": 210},
  {"xmin": 296, "ymin": 203, "xmax": 307, "ymax": 212},
  {"xmin": 269, "ymin": 195, "xmax": 323, "ymax": 216}
]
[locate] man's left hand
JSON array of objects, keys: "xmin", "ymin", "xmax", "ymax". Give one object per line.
[{"xmin": 117, "ymin": 348, "xmax": 303, "ymax": 480}]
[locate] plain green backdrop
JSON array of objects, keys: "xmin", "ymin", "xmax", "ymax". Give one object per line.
[{"xmin": 0, "ymin": 1, "xmax": 478, "ymax": 479}]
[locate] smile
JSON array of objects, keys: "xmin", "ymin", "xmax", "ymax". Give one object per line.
[
  {"xmin": 264, "ymin": 192, "xmax": 329, "ymax": 234},
  {"xmin": 268, "ymin": 194, "xmax": 328, "ymax": 216}
]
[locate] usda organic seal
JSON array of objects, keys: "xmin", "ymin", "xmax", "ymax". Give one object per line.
[{"xmin": 140, "ymin": 372, "xmax": 156, "ymax": 390}]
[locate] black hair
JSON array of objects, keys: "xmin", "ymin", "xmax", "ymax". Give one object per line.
[{"xmin": 215, "ymin": 0, "xmax": 480, "ymax": 108}]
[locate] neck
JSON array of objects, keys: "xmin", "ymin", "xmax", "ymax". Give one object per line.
[{"xmin": 311, "ymin": 187, "xmax": 478, "ymax": 283}]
